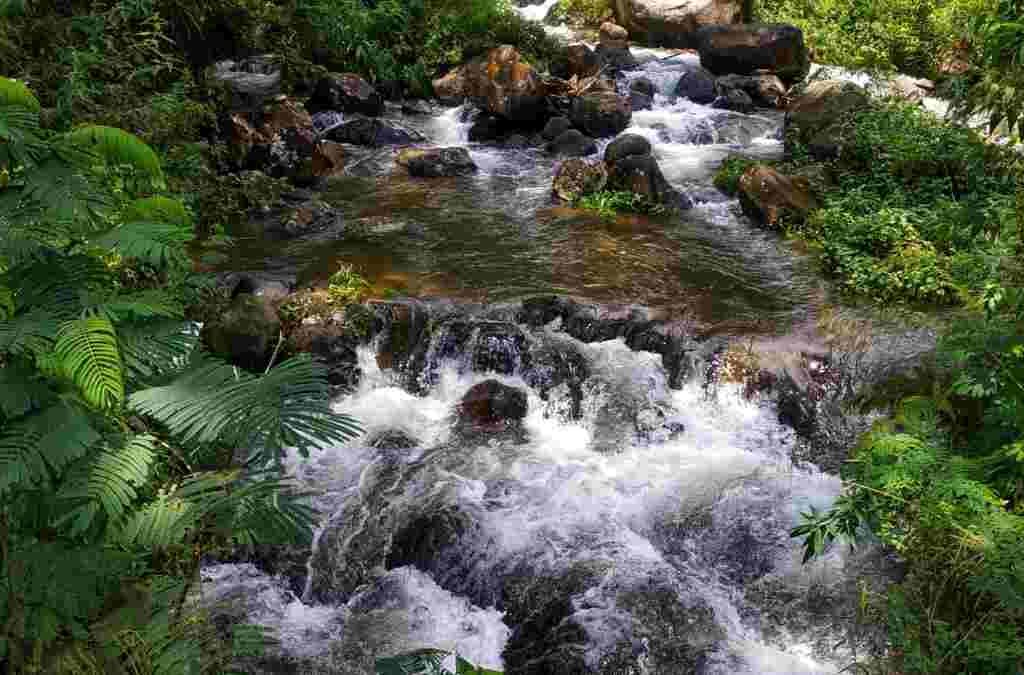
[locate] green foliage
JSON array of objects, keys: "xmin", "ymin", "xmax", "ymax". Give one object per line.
[
  {"xmin": 550, "ymin": 0, "xmax": 611, "ymax": 26},
  {"xmin": 376, "ymin": 650, "xmax": 504, "ymax": 675},
  {"xmin": 0, "ymin": 82, "xmax": 360, "ymax": 671},
  {"xmin": 327, "ymin": 262, "xmax": 371, "ymax": 304},
  {"xmin": 577, "ymin": 190, "xmax": 667, "ymax": 218},
  {"xmin": 712, "ymin": 157, "xmax": 758, "ymax": 196},
  {"xmin": 787, "ymin": 103, "xmax": 1016, "ymax": 304},
  {"xmin": 752, "ymin": 0, "xmax": 986, "ymax": 77}
]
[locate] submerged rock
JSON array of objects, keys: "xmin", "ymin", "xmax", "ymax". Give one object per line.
[{"xmin": 397, "ymin": 147, "xmax": 478, "ymax": 177}]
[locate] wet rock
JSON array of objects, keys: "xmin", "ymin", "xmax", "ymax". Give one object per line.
[
  {"xmin": 243, "ymin": 126, "xmax": 316, "ymax": 181},
  {"xmin": 603, "ymin": 133, "xmax": 652, "ymax": 165},
  {"xmin": 546, "ymin": 129, "xmax": 598, "ymax": 157},
  {"xmin": 523, "ymin": 340, "xmax": 589, "ymax": 420},
  {"xmin": 697, "ymin": 23, "xmax": 810, "ymax": 85},
  {"xmin": 201, "ymin": 293, "xmax": 282, "ymax": 373},
  {"xmin": 569, "ymin": 91, "xmax": 632, "ymax": 138},
  {"xmin": 385, "ymin": 508, "xmax": 473, "ymax": 573},
  {"xmin": 888, "ymin": 75, "xmax": 934, "ymax": 103},
  {"xmin": 432, "ymin": 46, "xmax": 548, "ymax": 123},
  {"xmin": 251, "ymin": 190, "xmax": 345, "ymax": 240},
  {"xmin": 629, "ymin": 91, "xmax": 653, "ymax": 111},
  {"xmin": 552, "ymin": 158, "xmax": 609, "ymax": 202},
  {"xmin": 458, "ymin": 380, "xmax": 528, "ymax": 428},
  {"xmin": 401, "ymin": 99, "xmax": 434, "ymax": 116},
  {"xmin": 785, "ymin": 80, "xmax": 871, "ymax": 159},
  {"xmin": 629, "ymin": 76, "xmax": 657, "ymax": 98},
  {"xmin": 306, "ymin": 73, "xmax": 385, "ymax": 117},
  {"xmin": 595, "ymin": 43, "xmax": 639, "ymax": 73},
  {"xmin": 737, "ymin": 165, "xmax": 817, "ymax": 228},
  {"xmin": 711, "ymin": 87, "xmax": 754, "ymax": 113},
  {"xmin": 504, "ymin": 134, "xmax": 533, "ymax": 148},
  {"xmin": 397, "ymin": 147, "xmax": 478, "ymax": 177},
  {"xmin": 673, "ymin": 62, "xmax": 717, "ymax": 104},
  {"xmin": 311, "ymin": 140, "xmax": 345, "ymax": 177},
  {"xmin": 472, "ymin": 322, "xmax": 530, "ymax": 375},
  {"xmin": 324, "ymin": 116, "xmax": 423, "ymax": 146},
  {"xmin": 371, "ymin": 300, "xmax": 429, "ymax": 373},
  {"xmin": 469, "ymin": 114, "xmax": 507, "ymax": 143},
  {"xmin": 599, "ymin": 21, "xmax": 630, "ymax": 49},
  {"xmin": 541, "ymin": 115, "xmax": 573, "ymax": 141},
  {"xmin": 612, "ymin": 0, "xmax": 743, "ymax": 49},
  {"xmin": 715, "ymin": 72, "xmax": 787, "ymax": 108},
  {"xmin": 287, "ymin": 318, "xmax": 361, "ymax": 393},
  {"xmin": 213, "ymin": 55, "xmax": 282, "ymax": 112},
  {"xmin": 368, "ymin": 430, "xmax": 419, "ymax": 449},
  {"xmin": 551, "ymin": 44, "xmax": 602, "ymax": 80},
  {"xmin": 606, "ymin": 154, "xmax": 682, "ymax": 205}
]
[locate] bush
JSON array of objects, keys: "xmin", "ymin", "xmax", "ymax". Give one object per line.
[
  {"xmin": 577, "ymin": 190, "xmax": 667, "ymax": 217},
  {"xmin": 712, "ymin": 156, "xmax": 759, "ymax": 195},
  {"xmin": 549, "ymin": 0, "xmax": 611, "ymax": 26},
  {"xmin": 752, "ymin": 0, "xmax": 987, "ymax": 78}
]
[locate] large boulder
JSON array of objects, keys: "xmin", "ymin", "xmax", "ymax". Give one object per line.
[
  {"xmin": 397, "ymin": 147, "xmax": 478, "ymax": 177},
  {"xmin": 715, "ymin": 73, "xmax": 787, "ymax": 108},
  {"xmin": 606, "ymin": 154, "xmax": 682, "ymax": 205},
  {"xmin": 737, "ymin": 165, "xmax": 817, "ymax": 227},
  {"xmin": 201, "ymin": 293, "xmax": 281, "ymax": 372},
  {"xmin": 457, "ymin": 380, "xmax": 528, "ymax": 429},
  {"xmin": 546, "ymin": 129, "xmax": 598, "ymax": 157},
  {"xmin": 432, "ymin": 46, "xmax": 548, "ymax": 123},
  {"xmin": 213, "ymin": 55, "xmax": 282, "ymax": 112},
  {"xmin": 603, "ymin": 133, "xmax": 652, "ymax": 164},
  {"xmin": 551, "ymin": 43, "xmax": 602, "ymax": 80},
  {"xmin": 323, "ymin": 117, "xmax": 424, "ymax": 146},
  {"xmin": 307, "ymin": 73, "xmax": 385, "ymax": 117},
  {"xmin": 595, "ymin": 43, "xmax": 639, "ymax": 73},
  {"xmin": 711, "ymin": 87, "xmax": 754, "ymax": 113},
  {"xmin": 785, "ymin": 80, "xmax": 871, "ymax": 158},
  {"xmin": 612, "ymin": 0, "xmax": 743, "ymax": 48},
  {"xmin": 674, "ymin": 63, "xmax": 718, "ymax": 104},
  {"xmin": 629, "ymin": 77, "xmax": 657, "ymax": 111},
  {"xmin": 569, "ymin": 91, "xmax": 632, "ymax": 138},
  {"xmin": 599, "ymin": 21, "xmax": 630, "ymax": 49},
  {"xmin": 243, "ymin": 126, "xmax": 316, "ymax": 182},
  {"xmin": 542, "ymin": 116, "xmax": 573, "ymax": 141},
  {"xmin": 231, "ymin": 98, "xmax": 318, "ymax": 182},
  {"xmin": 697, "ymin": 24, "xmax": 810, "ymax": 84},
  {"xmin": 552, "ymin": 159, "xmax": 608, "ymax": 202}
]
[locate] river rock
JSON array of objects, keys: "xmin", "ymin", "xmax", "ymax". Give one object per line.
[
  {"xmin": 697, "ymin": 24, "xmax": 810, "ymax": 85},
  {"xmin": 737, "ymin": 165, "xmax": 817, "ymax": 227},
  {"xmin": 541, "ymin": 116, "xmax": 573, "ymax": 141},
  {"xmin": 569, "ymin": 91, "xmax": 632, "ymax": 138},
  {"xmin": 546, "ymin": 129, "xmax": 598, "ymax": 157},
  {"xmin": 306, "ymin": 73, "xmax": 385, "ymax": 117},
  {"xmin": 552, "ymin": 158, "xmax": 609, "ymax": 201},
  {"xmin": 630, "ymin": 76, "xmax": 657, "ymax": 98},
  {"xmin": 311, "ymin": 140, "xmax": 344, "ymax": 177},
  {"xmin": 711, "ymin": 87, "xmax": 754, "ymax": 113},
  {"xmin": 612, "ymin": 0, "xmax": 743, "ymax": 48},
  {"xmin": 600, "ymin": 21, "xmax": 630, "ymax": 49},
  {"xmin": 370, "ymin": 300, "xmax": 429, "ymax": 373},
  {"xmin": 432, "ymin": 46, "xmax": 548, "ymax": 123},
  {"xmin": 468, "ymin": 114, "xmax": 506, "ymax": 142},
  {"xmin": 595, "ymin": 43, "xmax": 639, "ymax": 72},
  {"xmin": 213, "ymin": 55, "xmax": 282, "ymax": 112},
  {"xmin": 458, "ymin": 380, "xmax": 528, "ymax": 429},
  {"xmin": 604, "ymin": 133, "xmax": 652, "ymax": 164},
  {"xmin": 551, "ymin": 43, "xmax": 602, "ymax": 81},
  {"xmin": 250, "ymin": 190, "xmax": 345, "ymax": 240},
  {"xmin": 606, "ymin": 154, "xmax": 681, "ymax": 205},
  {"xmin": 201, "ymin": 293, "xmax": 282, "ymax": 373},
  {"xmin": 287, "ymin": 317, "xmax": 361, "ymax": 393},
  {"xmin": 323, "ymin": 117, "xmax": 423, "ymax": 146},
  {"xmin": 397, "ymin": 147, "xmax": 478, "ymax": 177},
  {"xmin": 715, "ymin": 72, "xmax": 787, "ymax": 108},
  {"xmin": 243, "ymin": 126, "xmax": 317, "ymax": 183},
  {"xmin": 785, "ymin": 80, "xmax": 871, "ymax": 158},
  {"xmin": 673, "ymin": 63, "xmax": 717, "ymax": 104}
]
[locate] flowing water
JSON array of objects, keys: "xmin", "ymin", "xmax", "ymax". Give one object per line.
[{"xmin": 201, "ymin": 23, "xmax": 902, "ymax": 675}]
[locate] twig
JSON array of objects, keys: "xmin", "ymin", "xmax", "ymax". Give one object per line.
[{"xmin": 264, "ymin": 331, "xmax": 284, "ymax": 375}]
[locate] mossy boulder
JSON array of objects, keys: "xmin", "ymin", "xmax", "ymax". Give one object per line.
[
  {"xmin": 737, "ymin": 164, "xmax": 817, "ymax": 228},
  {"xmin": 569, "ymin": 91, "xmax": 632, "ymax": 138},
  {"xmin": 201, "ymin": 293, "xmax": 281, "ymax": 372},
  {"xmin": 785, "ymin": 80, "xmax": 872, "ymax": 158},
  {"xmin": 697, "ymin": 23, "xmax": 810, "ymax": 85}
]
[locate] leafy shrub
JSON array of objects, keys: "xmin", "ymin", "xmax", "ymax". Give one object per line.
[
  {"xmin": 712, "ymin": 156, "xmax": 759, "ymax": 195},
  {"xmin": 328, "ymin": 262, "xmax": 371, "ymax": 304},
  {"xmin": 577, "ymin": 190, "xmax": 667, "ymax": 217},
  {"xmin": 549, "ymin": 0, "xmax": 611, "ymax": 26}
]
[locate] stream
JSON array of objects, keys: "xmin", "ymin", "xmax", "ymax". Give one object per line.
[{"xmin": 199, "ymin": 17, "xmax": 904, "ymax": 675}]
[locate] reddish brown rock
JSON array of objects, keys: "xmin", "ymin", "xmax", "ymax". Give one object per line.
[{"xmin": 737, "ymin": 165, "xmax": 817, "ymax": 227}]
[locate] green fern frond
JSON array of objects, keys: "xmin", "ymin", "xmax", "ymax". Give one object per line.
[
  {"xmin": 54, "ymin": 317, "xmax": 125, "ymax": 411},
  {"xmin": 130, "ymin": 354, "xmax": 361, "ymax": 461},
  {"xmin": 0, "ymin": 0, "xmax": 28, "ymax": 19},
  {"xmin": 0, "ymin": 402, "xmax": 102, "ymax": 496},
  {"xmin": 5, "ymin": 253, "xmax": 109, "ymax": 315},
  {"xmin": 376, "ymin": 649, "xmax": 452, "ymax": 675},
  {"xmin": 116, "ymin": 493, "xmax": 197, "ymax": 549},
  {"xmin": 116, "ymin": 319, "xmax": 198, "ymax": 387},
  {"xmin": 16, "ymin": 155, "xmax": 113, "ymax": 232},
  {"xmin": 62, "ymin": 125, "xmax": 165, "ymax": 185},
  {"xmin": 0, "ymin": 76, "xmax": 41, "ymax": 111},
  {"xmin": 95, "ymin": 220, "xmax": 192, "ymax": 269},
  {"xmin": 56, "ymin": 434, "xmax": 158, "ymax": 537},
  {"xmin": 83, "ymin": 289, "xmax": 184, "ymax": 323},
  {"xmin": 0, "ymin": 307, "xmax": 64, "ymax": 358},
  {"xmin": 0, "ymin": 358, "xmax": 53, "ymax": 420},
  {"xmin": 0, "ymin": 105, "xmax": 44, "ymax": 169},
  {"xmin": 122, "ymin": 196, "xmax": 192, "ymax": 226}
]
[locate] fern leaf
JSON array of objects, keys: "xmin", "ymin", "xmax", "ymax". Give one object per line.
[
  {"xmin": 95, "ymin": 220, "xmax": 192, "ymax": 269},
  {"xmin": 16, "ymin": 154, "xmax": 113, "ymax": 231},
  {"xmin": 116, "ymin": 494, "xmax": 197, "ymax": 549},
  {"xmin": 122, "ymin": 196, "xmax": 191, "ymax": 226},
  {"xmin": 0, "ymin": 359, "xmax": 53, "ymax": 420},
  {"xmin": 5, "ymin": 253, "xmax": 109, "ymax": 314},
  {"xmin": 376, "ymin": 649, "xmax": 453, "ymax": 675},
  {"xmin": 0, "ymin": 403, "xmax": 101, "ymax": 495},
  {"xmin": 56, "ymin": 434, "xmax": 158, "ymax": 537},
  {"xmin": 0, "ymin": 105, "xmax": 44, "ymax": 168},
  {"xmin": 0, "ymin": 308, "xmax": 62, "ymax": 358},
  {"xmin": 0, "ymin": 76, "xmax": 40, "ymax": 111},
  {"xmin": 130, "ymin": 354, "xmax": 361, "ymax": 461},
  {"xmin": 54, "ymin": 317, "xmax": 124, "ymax": 411},
  {"xmin": 83, "ymin": 289, "xmax": 185, "ymax": 323},
  {"xmin": 117, "ymin": 319, "xmax": 198, "ymax": 387},
  {"xmin": 62, "ymin": 125, "xmax": 165, "ymax": 185}
]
